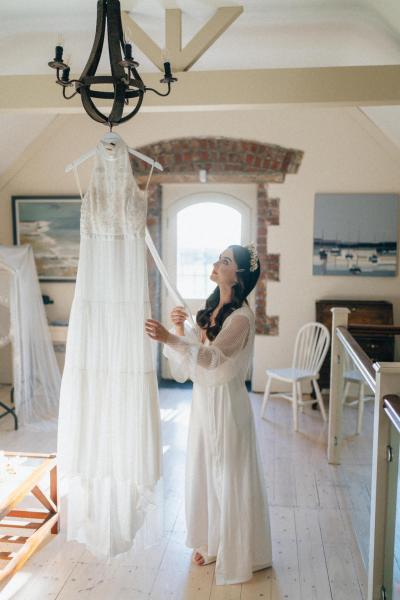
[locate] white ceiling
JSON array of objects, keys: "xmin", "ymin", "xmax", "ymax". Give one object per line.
[
  {"xmin": 2, "ymin": 0, "xmax": 400, "ymax": 75},
  {"xmin": 0, "ymin": 114, "xmax": 54, "ymax": 175},
  {"xmin": 1, "ymin": 0, "xmax": 400, "ymax": 175}
]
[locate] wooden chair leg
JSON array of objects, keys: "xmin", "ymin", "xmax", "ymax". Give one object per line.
[
  {"xmin": 356, "ymin": 383, "xmax": 365, "ymax": 435},
  {"xmin": 261, "ymin": 375, "xmax": 272, "ymax": 419},
  {"xmin": 342, "ymin": 380, "xmax": 351, "ymax": 405},
  {"xmin": 297, "ymin": 382, "xmax": 304, "ymax": 413},
  {"xmin": 292, "ymin": 381, "xmax": 298, "ymax": 431},
  {"xmin": 312, "ymin": 379, "xmax": 327, "ymax": 422}
]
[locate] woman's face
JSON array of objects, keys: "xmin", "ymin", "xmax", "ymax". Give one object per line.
[{"xmin": 210, "ymin": 248, "xmax": 238, "ymax": 287}]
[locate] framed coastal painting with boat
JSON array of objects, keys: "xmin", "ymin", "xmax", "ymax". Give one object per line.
[
  {"xmin": 313, "ymin": 193, "xmax": 399, "ymax": 277},
  {"xmin": 12, "ymin": 196, "xmax": 81, "ymax": 282}
]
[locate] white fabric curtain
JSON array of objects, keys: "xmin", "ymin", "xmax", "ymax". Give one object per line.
[{"xmin": 0, "ymin": 245, "xmax": 60, "ymax": 429}]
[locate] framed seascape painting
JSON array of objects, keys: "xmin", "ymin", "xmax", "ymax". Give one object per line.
[
  {"xmin": 12, "ymin": 196, "xmax": 81, "ymax": 282},
  {"xmin": 313, "ymin": 193, "xmax": 399, "ymax": 277}
]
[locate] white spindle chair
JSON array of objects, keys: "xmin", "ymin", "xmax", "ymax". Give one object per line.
[
  {"xmin": 260, "ymin": 322, "xmax": 330, "ymax": 431},
  {"xmin": 341, "ymin": 351, "xmax": 374, "ymax": 435}
]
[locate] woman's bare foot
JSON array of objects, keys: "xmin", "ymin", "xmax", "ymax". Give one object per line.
[{"xmin": 193, "ymin": 550, "xmax": 205, "ymax": 566}]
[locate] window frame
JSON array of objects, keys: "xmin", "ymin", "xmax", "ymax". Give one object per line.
[{"xmin": 165, "ymin": 191, "xmax": 251, "ymax": 302}]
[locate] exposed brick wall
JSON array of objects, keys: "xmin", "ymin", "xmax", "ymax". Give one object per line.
[
  {"xmin": 133, "ymin": 137, "xmax": 303, "ymax": 185},
  {"xmin": 136, "ymin": 137, "xmax": 304, "ymax": 343},
  {"xmin": 255, "ymin": 184, "xmax": 280, "ymax": 335}
]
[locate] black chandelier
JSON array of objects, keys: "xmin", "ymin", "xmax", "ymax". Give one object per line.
[{"xmin": 48, "ymin": 0, "xmax": 177, "ymax": 127}]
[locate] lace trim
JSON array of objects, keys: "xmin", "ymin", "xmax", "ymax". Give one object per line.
[
  {"xmin": 80, "ymin": 230, "xmax": 145, "ymax": 240},
  {"xmin": 63, "ymin": 365, "xmax": 157, "ymax": 376},
  {"xmin": 80, "ymin": 147, "xmax": 148, "ymax": 238},
  {"xmin": 73, "ymin": 297, "xmax": 152, "ymax": 306}
]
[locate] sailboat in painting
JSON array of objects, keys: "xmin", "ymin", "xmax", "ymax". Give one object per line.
[{"xmin": 312, "ymin": 193, "xmax": 399, "ymax": 277}]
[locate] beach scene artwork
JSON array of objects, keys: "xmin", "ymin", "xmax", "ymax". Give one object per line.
[
  {"xmin": 13, "ymin": 197, "xmax": 81, "ymax": 281},
  {"xmin": 313, "ymin": 193, "xmax": 399, "ymax": 277}
]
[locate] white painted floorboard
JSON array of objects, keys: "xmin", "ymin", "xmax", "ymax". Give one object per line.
[{"xmin": 0, "ymin": 385, "xmax": 368, "ymax": 600}]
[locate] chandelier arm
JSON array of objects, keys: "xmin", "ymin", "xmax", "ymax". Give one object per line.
[
  {"xmin": 78, "ymin": 0, "xmax": 109, "ymax": 124},
  {"xmin": 80, "ymin": 0, "xmax": 106, "ymax": 80},
  {"xmin": 145, "ymin": 82, "xmax": 172, "ymax": 97},
  {"xmin": 62, "ymin": 86, "xmax": 81, "ymax": 100},
  {"xmin": 118, "ymin": 93, "xmax": 144, "ymax": 123},
  {"xmin": 86, "ymin": 89, "xmax": 142, "ymax": 99},
  {"xmin": 107, "ymin": 0, "xmax": 126, "ymax": 82},
  {"xmin": 107, "ymin": 0, "xmax": 129, "ymax": 124},
  {"xmin": 78, "ymin": 75, "xmax": 141, "ymax": 88},
  {"xmin": 129, "ymin": 65, "xmax": 144, "ymax": 88},
  {"xmin": 109, "ymin": 83, "xmax": 127, "ymax": 124},
  {"xmin": 80, "ymin": 91, "xmax": 110, "ymax": 124}
]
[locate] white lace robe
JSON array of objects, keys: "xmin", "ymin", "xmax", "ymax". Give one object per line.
[{"xmin": 163, "ymin": 302, "xmax": 272, "ymax": 585}]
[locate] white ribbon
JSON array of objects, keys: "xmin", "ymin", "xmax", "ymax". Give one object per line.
[{"xmin": 145, "ymin": 227, "xmax": 198, "ymax": 334}]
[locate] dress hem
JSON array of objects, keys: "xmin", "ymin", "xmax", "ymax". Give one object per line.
[{"xmin": 215, "ymin": 563, "xmax": 273, "ymax": 586}]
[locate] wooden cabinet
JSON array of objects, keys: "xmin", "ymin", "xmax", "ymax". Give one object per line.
[{"xmin": 316, "ymin": 299, "xmax": 394, "ymax": 392}]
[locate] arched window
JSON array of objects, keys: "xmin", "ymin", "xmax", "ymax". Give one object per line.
[
  {"xmin": 176, "ymin": 201, "xmax": 242, "ymax": 299},
  {"xmin": 161, "ymin": 188, "xmax": 254, "ymax": 380}
]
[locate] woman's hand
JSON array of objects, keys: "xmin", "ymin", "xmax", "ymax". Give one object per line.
[
  {"xmin": 170, "ymin": 306, "xmax": 188, "ymax": 326},
  {"xmin": 145, "ymin": 318, "xmax": 171, "ymax": 343}
]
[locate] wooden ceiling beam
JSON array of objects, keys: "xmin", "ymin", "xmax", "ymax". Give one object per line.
[
  {"xmin": 122, "ymin": 7, "xmax": 243, "ymax": 72},
  {"xmin": 1, "ymin": 65, "xmax": 400, "ymax": 113}
]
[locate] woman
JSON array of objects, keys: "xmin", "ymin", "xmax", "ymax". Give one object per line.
[{"xmin": 145, "ymin": 244, "xmax": 272, "ymax": 585}]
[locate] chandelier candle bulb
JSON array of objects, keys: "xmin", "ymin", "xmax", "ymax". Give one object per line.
[
  {"xmin": 48, "ymin": 45, "xmax": 68, "ymax": 70},
  {"xmin": 125, "ymin": 43, "xmax": 132, "ymax": 59},
  {"xmin": 61, "ymin": 66, "xmax": 70, "ymax": 83},
  {"xmin": 164, "ymin": 61, "xmax": 172, "ymax": 78},
  {"xmin": 55, "ymin": 45, "xmax": 63, "ymax": 62},
  {"xmin": 160, "ymin": 61, "xmax": 177, "ymax": 84}
]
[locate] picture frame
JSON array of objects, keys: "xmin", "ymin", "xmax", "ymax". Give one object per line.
[
  {"xmin": 313, "ymin": 193, "xmax": 399, "ymax": 277},
  {"xmin": 12, "ymin": 196, "xmax": 81, "ymax": 282}
]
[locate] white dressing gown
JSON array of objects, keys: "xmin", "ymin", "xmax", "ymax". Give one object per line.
[
  {"xmin": 163, "ymin": 302, "xmax": 272, "ymax": 585},
  {"xmin": 58, "ymin": 136, "xmax": 162, "ymax": 559}
]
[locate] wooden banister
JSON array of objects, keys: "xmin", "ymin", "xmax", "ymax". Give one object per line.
[
  {"xmin": 336, "ymin": 326, "xmax": 376, "ymax": 393},
  {"xmin": 348, "ymin": 324, "xmax": 400, "ymax": 336},
  {"xmin": 383, "ymin": 394, "xmax": 400, "ymax": 433}
]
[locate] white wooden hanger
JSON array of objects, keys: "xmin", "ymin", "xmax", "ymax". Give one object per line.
[{"xmin": 65, "ymin": 131, "xmax": 163, "ymax": 173}]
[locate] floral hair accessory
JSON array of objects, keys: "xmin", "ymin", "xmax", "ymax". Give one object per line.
[{"xmin": 245, "ymin": 242, "xmax": 258, "ymax": 272}]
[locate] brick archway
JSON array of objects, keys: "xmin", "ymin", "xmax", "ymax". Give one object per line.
[{"xmin": 132, "ymin": 137, "xmax": 304, "ymax": 336}]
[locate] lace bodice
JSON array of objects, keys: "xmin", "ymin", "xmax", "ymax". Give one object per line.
[{"xmin": 80, "ymin": 136, "xmax": 147, "ymax": 239}]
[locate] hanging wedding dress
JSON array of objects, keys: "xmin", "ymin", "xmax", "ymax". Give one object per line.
[
  {"xmin": 163, "ymin": 302, "xmax": 273, "ymax": 585},
  {"xmin": 57, "ymin": 135, "xmax": 162, "ymax": 558}
]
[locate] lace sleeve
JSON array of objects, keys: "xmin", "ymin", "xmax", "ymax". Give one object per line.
[
  {"xmin": 163, "ymin": 313, "xmax": 251, "ymax": 386},
  {"xmin": 162, "ymin": 320, "xmax": 200, "ymax": 383}
]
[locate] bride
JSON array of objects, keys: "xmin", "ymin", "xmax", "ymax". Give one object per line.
[{"xmin": 145, "ymin": 244, "xmax": 272, "ymax": 585}]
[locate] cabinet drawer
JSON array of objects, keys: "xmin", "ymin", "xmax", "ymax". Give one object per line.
[
  {"xmin": 316, "ymin": 300, "xmax": 393, "ymax": 330},
  {"xmin": 316, "ymin": 299, "xmax": 394, "ymax": 391},
  {"xmin": 355, "ymin": 336, "xmax": 394, "ymax": 362}
]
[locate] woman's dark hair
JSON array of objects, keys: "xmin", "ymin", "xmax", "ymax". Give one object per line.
[{"xmin": 196, "ymin": 245, "xmax": 261, "ymax": 341}]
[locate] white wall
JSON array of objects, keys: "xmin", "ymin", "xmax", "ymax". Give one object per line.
[{"xmin": 1, "ymin": 107, "xmax": 399, "ymax": 392}]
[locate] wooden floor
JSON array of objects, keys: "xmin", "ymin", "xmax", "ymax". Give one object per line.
[{"xmin": 0, "ymin": 384, "xmax": 369, "ymax": 600}]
